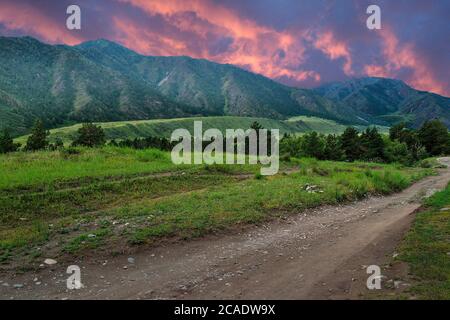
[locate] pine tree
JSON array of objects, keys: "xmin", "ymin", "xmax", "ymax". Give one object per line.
[
  {"xmin": 389, "ymin": 122, "xmax": 407, "ymax": 141},
  {"xmin": 360, "ymin": 127, "xmax": 385, "ymax": 161},
  {"xmin": 250, "ymin": 121, "xmax": 263, "ymax": 132},
  {"xmin": 323, "ymin": 134, "xmax": 343, "ymax": 161},
  {"xmin": 0, "ymin": 129, "xmax": 20, "ymax": 153},
  {"xmin": 72, "ymin": 123, "xmax": 106, "ymax": 148},
  {"xmin": 248, "ymin": 121, "xmax": 266, "ymax": 155},
  {"xmin": 340, "ymin": 127, "xmax": 362, "ymax": 162},
  {"xmin": 418, "ymin": 120, "xmax": 449, "ymax": 156},
  {"xmin": 301, "ymin": 131, "xmax": 324, "ymax": 159},
  {"xmin": 25, "ymin": 120, "xmax": 49, "ymax": 151}
]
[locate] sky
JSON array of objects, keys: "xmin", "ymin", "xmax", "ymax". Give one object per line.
[{"xmin": 0, "ymin": 0, "xmax": 449, "ymax": 96}]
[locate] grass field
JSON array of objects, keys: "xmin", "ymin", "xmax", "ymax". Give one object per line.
[
  {"xmin": 0, "ymin": 147, "xmax": 186, "ymax": 191},
  {"xmin": 0, "ymin": 147, "xmax": 431, "ymax": 268},
  {"xmin": 14, "ymin": 116, "xmax": 389, "ymax": 145},
  {"xmin": 395, "ymin": 183, "xmax": 450, "ymax": 299},
  {"xmin": 287, "ymin": 116, "xmax": 389, "ymax": 135}
]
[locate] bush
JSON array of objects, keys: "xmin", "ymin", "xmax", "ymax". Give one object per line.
[
  {"xmin": 60, "ymin": 147, "xmax": 81, "ymax": 159},
  {"xmin": 418, "ymin": 120, "xmax": 449, "ymax": 156},
  {"xmin": 25, "ymin": 119, "xmax": 49, "ymax": 151},
  {"xmin": 0, "ymin": 129, "xmax": 20, "ymax": 154},
  {"xmin": 72, "ymin": 123, "xmax": 106, "ymax": 148}
]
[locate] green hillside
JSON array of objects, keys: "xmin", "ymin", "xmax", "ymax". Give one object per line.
[
  {"xmin": 315, "ymin": 77, "xmax": 450, "ymax": 128},
  {"xmin": 0, "ymin": 36, "xmax": 365, "ymax": 137},
  {"xmin": 14, "ymin": 116, "xmax": 389, "ymax": 145},
  {"xmin": 287, "ymin": 116, "xmax": 389, "ymax": 134},
  {"xmin": 1, "ymin": 36, "xmax": 447, "ymax": 137}
]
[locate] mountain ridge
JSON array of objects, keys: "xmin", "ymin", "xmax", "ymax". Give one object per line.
[
  {"xmin": 0, "ymin": 36, "xmax": 448, "ymax": 135},
  {"xmin": 314, "ymin": 77, "xmax": 450, "ymax": 128}
]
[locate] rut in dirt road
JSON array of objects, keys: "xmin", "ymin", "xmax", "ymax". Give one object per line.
[{"xmin": 2, "ymin": 158, "xmax": 450, "ymax": 300}]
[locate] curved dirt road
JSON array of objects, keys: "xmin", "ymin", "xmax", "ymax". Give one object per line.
[{"xmin": 2, "ymin": 158, "xmax": 450, "ymax": 300}]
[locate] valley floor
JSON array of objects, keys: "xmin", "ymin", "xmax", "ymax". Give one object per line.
[{"xmin": 1, "ymin": 158, "xmax": 449, "ymax": 299}]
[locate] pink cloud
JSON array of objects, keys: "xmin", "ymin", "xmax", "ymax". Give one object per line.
[
  {"xmin": 313, "ymin": 31, "xmax": 354, "ymax": 76},
  {"xmin": 0, "ymin": 2, "xmax": 84, "ymax": 45},
  {"xmin": 0, "ymin": 0, "xmax": 446, "ymax": 96},
  {"xmin": 364, "ymin": 27, "xmax": 448, "ymax": 96},
  {"xmin": 116, "ymin": 0, "xmax": 321, "ymax": 83}
]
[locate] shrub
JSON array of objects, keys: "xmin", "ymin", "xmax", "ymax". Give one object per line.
[
  {"xmin": 60, "ymin": 147, "xmax": 81, "ymax": 159},
  {"xmin": 25, "ymin": 119, "xmax": 49, "ymax": 151},
  {"xmin": 0, "ymin": 129, "xmax": 20, "ymax": 154},
  {"xmin": 72, "ymin": 123, "xmax": 106, "ymax": 148}
]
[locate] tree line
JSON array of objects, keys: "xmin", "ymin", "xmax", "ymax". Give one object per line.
[
  {"xmin": 0, "ymin": 120, "xmax": 269, "ymax": 154},
  {"xmin": 1, "ymin": 119, "xmax": 449, "ymax": 166},
  {"xmin": 0, "ymin": 120, "xmax": 173, "ymax": 153},
  {"xmin": 280, "ymin": 120, "xmax": 450, "ymax": 165}
]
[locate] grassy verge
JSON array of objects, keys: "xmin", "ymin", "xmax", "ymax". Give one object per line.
[
  {"xmin": 395, "ymin": 183, "xmax": 450, "ymax": 299},
  {"xmin": 118, "ymin": 159, "xmax": 428, "ymax": 244}
]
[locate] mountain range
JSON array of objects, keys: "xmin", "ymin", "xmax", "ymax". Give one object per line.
[{"xmin": 0, "ymin": 36, "xmax": 448, "ymax": 136}]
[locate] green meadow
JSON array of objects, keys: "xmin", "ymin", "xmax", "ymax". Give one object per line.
[
  {"xmin": 14, "ymin": 116, "xmax": 389, "ymax": 145},
  {"xmin": 0, "ymin": 147, "xmax": 430, "ymax": 267}
]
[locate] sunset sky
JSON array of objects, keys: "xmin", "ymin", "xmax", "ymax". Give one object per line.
[{"xmin": 0, "ymin": 0, "xmax": 448, "ymax": 96}]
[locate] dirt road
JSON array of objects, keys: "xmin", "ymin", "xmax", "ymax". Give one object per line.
[{"xmin": 2, "ymin": 158, "xmax": 450, "ymax": 300}]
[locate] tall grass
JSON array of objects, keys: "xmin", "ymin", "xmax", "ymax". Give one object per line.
[
  {"xmin": 0, "ymin": 147, "xmax": 183, "ymax": 190},
  {"xmin": 397, "ymin": 183, "xmax": 450, "ymax": 299},
  {"xmin": 0, "ymin": 149, "xmax": 431, "ymax": 261}
]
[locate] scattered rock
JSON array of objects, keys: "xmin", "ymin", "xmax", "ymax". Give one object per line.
[
  {"xmin": 392, "ymin": 252, "xmax": 399, "ymax": 258},
  {"xmin": 44, "ymin": 258, "xmax": 57, "ymax": 265},
  {"xmin": 302, "ymin": 184, "xmax": 322, "ymax": 193},
  {"xmin": 13, "ymin": 284, "xmax": 24, "ymax": 289},
  {"xmin": 394, "ymin": 281, "xmax": 402, "ymax": 289},
  {"xmin": 440, "ymin": 208, "xmax": 450, "ymax": 212},
  {"xmin": 123, "ymin": 266, "xmax": 128, "ymax": 270},
  {"xmin": 88, "ymin": 234, "xmax": 96, "ymax": 238},
  {"xmin": 127, "ymin": 257, "xmax": 135, "ymax": 264}
]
